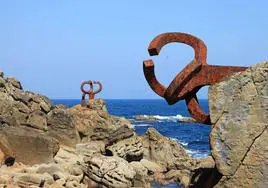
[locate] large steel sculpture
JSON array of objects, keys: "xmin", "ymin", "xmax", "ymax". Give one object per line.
[
  {"xmin": 81, "ymin": 80, "xmax": 102, "ymax": 107},
  {"xmin": 143, "ymin": 32, "xmax": 247, "ymax": 125}
]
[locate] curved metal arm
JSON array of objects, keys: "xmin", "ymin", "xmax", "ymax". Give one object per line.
[
  {"xmin": 143, "ymin": 32, "xmax": 247, "ymax": 125},
  {"xmin": 147, "ymin": 32, "xmax": 207, "ymax": 65},
  {"xmin": 93, "ymin": 81, "xmax": 102, "ymax": 94}
]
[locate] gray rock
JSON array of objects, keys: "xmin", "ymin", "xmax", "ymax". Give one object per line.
[
  {"xmin": 142, "ymin": 128, "xmax": 194, "ymax": 170},
  {"xmin": 0, "ymin": 135, "xmax": 15, "ymax": 165},
  {"xmin": 47, "ymin": 108, "xmax": 80, "ymax": 147},
  {"xmin": 6, "ymin": 77, "xmax": 22, "ymax": 90},
  {"xmin": 0, "ymin": 77, "xmax": 5, "ymax": 88},
  {"xmin": 140, "ymin": 159, "xmax": 165, "ymax": 173},
  {"xmin": 35, "ymin": 163, "xmax": 63, "ymax": 175},
  {"xmin": 75, "ymin": 141, "xmax": 105, "ymax": 156},
  {"xmin": 209, "ymin": 62, "xmax": 268, "ymax": 187},
  {"xmin": 0, "ymin": 126, "xmax": 59, "ymax": 165},
  {"xmin": 69, "ymin": 104, "xmax": 134, "ymax": 145},
  {"xmin": 85, "ymin": 98, "xmax": 108, "ymax": 112},
  {"xmin": 83, "ymin": 154, "xmax": 136, "ymax": 188},
  {"xmin": 107, "ymin": 136, "xmax": 143, "ymax": 162},
  {"xmin": 26, "ymin": 110, "xmax": 48, "ymax": 131}
]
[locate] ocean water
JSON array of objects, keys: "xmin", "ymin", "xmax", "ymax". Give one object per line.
[{"xmin": 52, "ymin": 99, "xmax": 211, "ymax": 158}]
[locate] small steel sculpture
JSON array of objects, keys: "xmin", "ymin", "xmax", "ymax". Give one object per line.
[
  {"xmin": 81, "ymin": 80, "xmax": 102, "ymax": 107},
  {"xmin": 143, "ymin": 32, "xmax": 247, "ymax": 125}
]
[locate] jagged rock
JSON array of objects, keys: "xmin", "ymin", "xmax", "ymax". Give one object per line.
[
  {"xmin": 129, "ymin": 161, "xmax": 150, "ymax": 187},
  {"xmin": 6, "ymin": 77, "xmax": 22, "ymax": 90},
  {"xmin": 165, "ymin": 169, "xmax": 190, "ymax": 187},
  {"xmin": 47, "ymin": 108, "xmax": 80, "ymax": 146},
  {"xmin": 83, "ymin": 154, "xmax": 136, "ymax": 188},
  {"xmin": 54, "ymin": 146, "xmax": 83, "ymax": 169},
  {"xmin": 0, "ymin": 126, "xmax": 59, "ymax": 165},
  {"xmin": 69, "ymin": 104, "xmax": 134, "ymax": 145},
  {"xmin": 107, "ymin": 136, "xmax": 143, "ymax": 162},
  {"xmin": 209, "ymin": 62, "xmax": 268, "ymax": 187},
  {"xmin": 35, "ymin": 163, "xmax": 63, "ymax": 175},
  {"xmin": 75, "ymin": 141, "xmax": 105, "ymax": 156},
  {"xmin": 26, "ymin": 110, "xmax": 48, "ymax": 131},
  {"xmin": 142, "ymin": 128, "xmax": 194, "ymax": 170},
  {"xmin": 0, "ymin": 135, "xmax": 15, "ymax": 166},
  {"xmin": 85, "ymin": 98, "xmax": 108, "ymax": 112},
  {"xmin": 140, "ymin": 159, "xmax": 165, "ymax": 173}
]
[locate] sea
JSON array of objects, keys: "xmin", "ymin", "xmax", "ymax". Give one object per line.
[{"xmin": 52, "ymin": 99, "xmax": 211, "ymax": 159}]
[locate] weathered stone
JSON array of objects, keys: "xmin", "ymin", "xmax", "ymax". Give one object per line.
[
  {"xmin": 85, "ymin": 99, "xmax": 108, "ymax": 112},
  {"xmin": 214, "ymin": 129, "xmax": 268, "ymax": 188},
  {"xmin": 107, "ymin": 136, "xmax": 143, "ymax": 162},
  {"xmin": 54, "ymin": 146, "xmax": 83, "ymax": 173},
  {"xmin": 129, "ymin": 161, "xmax": 150, "ymax": 188},
  {"xmin": 83, "ymin": 154, "xmax": 136, "ymax": 188},
  {"xmin": 0, "ymin": 126, "xmax": 59, "ymax": 165},
  {"xmin": 75, "ymin": 141, "xmax": 105, "ymax": 156},
  {"xmin": 142, "ymin": 128, "xmax": 194, "ymax": 170},
  {"xmin": 140, "ymin": 159, "xmax": 165, "ymax": 173},
  {"xmin": 0, "ymin": 135, "xmax": 15, "ymax": 166},
  {"xmin": 69, "ymin": 105, "xmax": 134, "ymax": 145},
  {"xmin": 35, "ymin": 163, "xmax": 63, "ymax": 175},
  {"xmin": 209, "ymin": 62, "xmax": 268, "ymax": 187},
  {"xmin": 0, "ymin": 77, "xmax": 5, "ymax": 88},
  {"xmin": 28, "ymin": 101, "xmax": 41, "ymax": 112},
  {"xmin": 6, "ymin": 77, "xmax": 22, "ymax": 90},
  {"xmin": 13, "ymin": 101, "xmax": 30, "ymax": 114},
  {"xmin": 47, "ymin": 108, "xmax": 80, "ymax": 146},
  {"xmin": 26, "ymin": 110, "xmax": 47, "ymax": 130},
  {"xmin": 13, "ymin": 173, "xmax": 44, "ymax": 186}
]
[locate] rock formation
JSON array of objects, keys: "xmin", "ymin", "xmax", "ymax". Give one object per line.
[
  {"xmin": 0, "ymin": 71, "xmax": 208, "ymax": 187},
  {"xmin": 208, "ymin": 62, "xmax": 268, "ymax": 187},
  {"xmin": 0, "ymin": 61, "xmax": 267, "ymax": 187}
]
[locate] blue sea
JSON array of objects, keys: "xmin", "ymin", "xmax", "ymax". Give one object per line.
[{"xmin": 52, "ymin": 99, "xmax": 211, "ymax": 159}]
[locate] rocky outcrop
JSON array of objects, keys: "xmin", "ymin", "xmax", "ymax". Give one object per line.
[
  {"xmin": 83, "ymin": 154, "xmax": 136, "ymax": 188},
  {"xmin": 0, "ymin": 126, "xmax": 59, "ymax": 165},
  {"xmin": 0, "ymin": 71, "xmax": 134, "ymax": 149},
  {"xmin": 69, "ymin": 105, "xmax": 134, "ymax": 145},
  {"xmin": 0, "ymin": 71, "xmax": 136, "ymax": 187},
  {"xmin": 208, "ymin": 62, "xmax": 268, "ymax": 187},
  {"xmin": 1, "ymin": 61, "xmax": 266, "ymax": 187}
]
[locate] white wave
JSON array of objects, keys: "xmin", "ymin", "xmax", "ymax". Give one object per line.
[
  {"xmin": 136, "ymin": 114, "xmax": 186, "ymax": 122},
  {"xmin": 153, "ymin": 114, "xmax": 184, "ymax": 121},
  {"xmin": 171, "ymin": 138, "xmax": 188, "ymax": 146},
  {"xmin": 185, "ymin": 149, "xmax": 210, "ymax": 159}
]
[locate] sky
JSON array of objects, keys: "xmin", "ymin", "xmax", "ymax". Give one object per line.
[{"xmin": 0, "ymin": 1, "xmax": 267, "ymax": 99}]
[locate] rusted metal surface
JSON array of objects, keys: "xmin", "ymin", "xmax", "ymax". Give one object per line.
[
  {"xmin": 143, "ymin": 32, "xmax": 247, "ymax": 125},
  {"xmin": 81, "ymin": 80, "xmax": 102, "ymax": 107}
]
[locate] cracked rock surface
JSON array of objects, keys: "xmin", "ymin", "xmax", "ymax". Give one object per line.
[{"xmin": 209, "ymin": 61, "xmax": 268, "ymax": 187}]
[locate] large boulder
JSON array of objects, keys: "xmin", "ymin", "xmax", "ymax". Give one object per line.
[
  {"xmin": 208, "ymin": 62, "xmax": 268, "ymax": 187},
  {"xmin": 68, "ymin": 104, "xmax": 134, "ymax": 145},
  {"xmin": 47, "ymin": 107, "xmax": 80, "ymax": 147},
  {"xmin": 82, "ymin": 154, "xmax": 136, "ymax": 188},
  {"xmin": 0, "ymin": 126, "xmax": 59, "ymax": 165},
  {"xmin": 142, "ymin": 128, "xmax": 194, "ymax": 171}
]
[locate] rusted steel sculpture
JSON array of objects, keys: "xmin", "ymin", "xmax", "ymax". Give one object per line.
[
  {"xmin": 143, "ymin": 32, "xmax": 247, "ymax": 125},
  {"xmin": 81, "ymin": 80, "xmax": 102, "ymax": 107}
]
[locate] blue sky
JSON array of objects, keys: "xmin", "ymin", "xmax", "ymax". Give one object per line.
[{"xmin": 0, "ymin": 1, "xmax": 267, "ymax": 99}]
